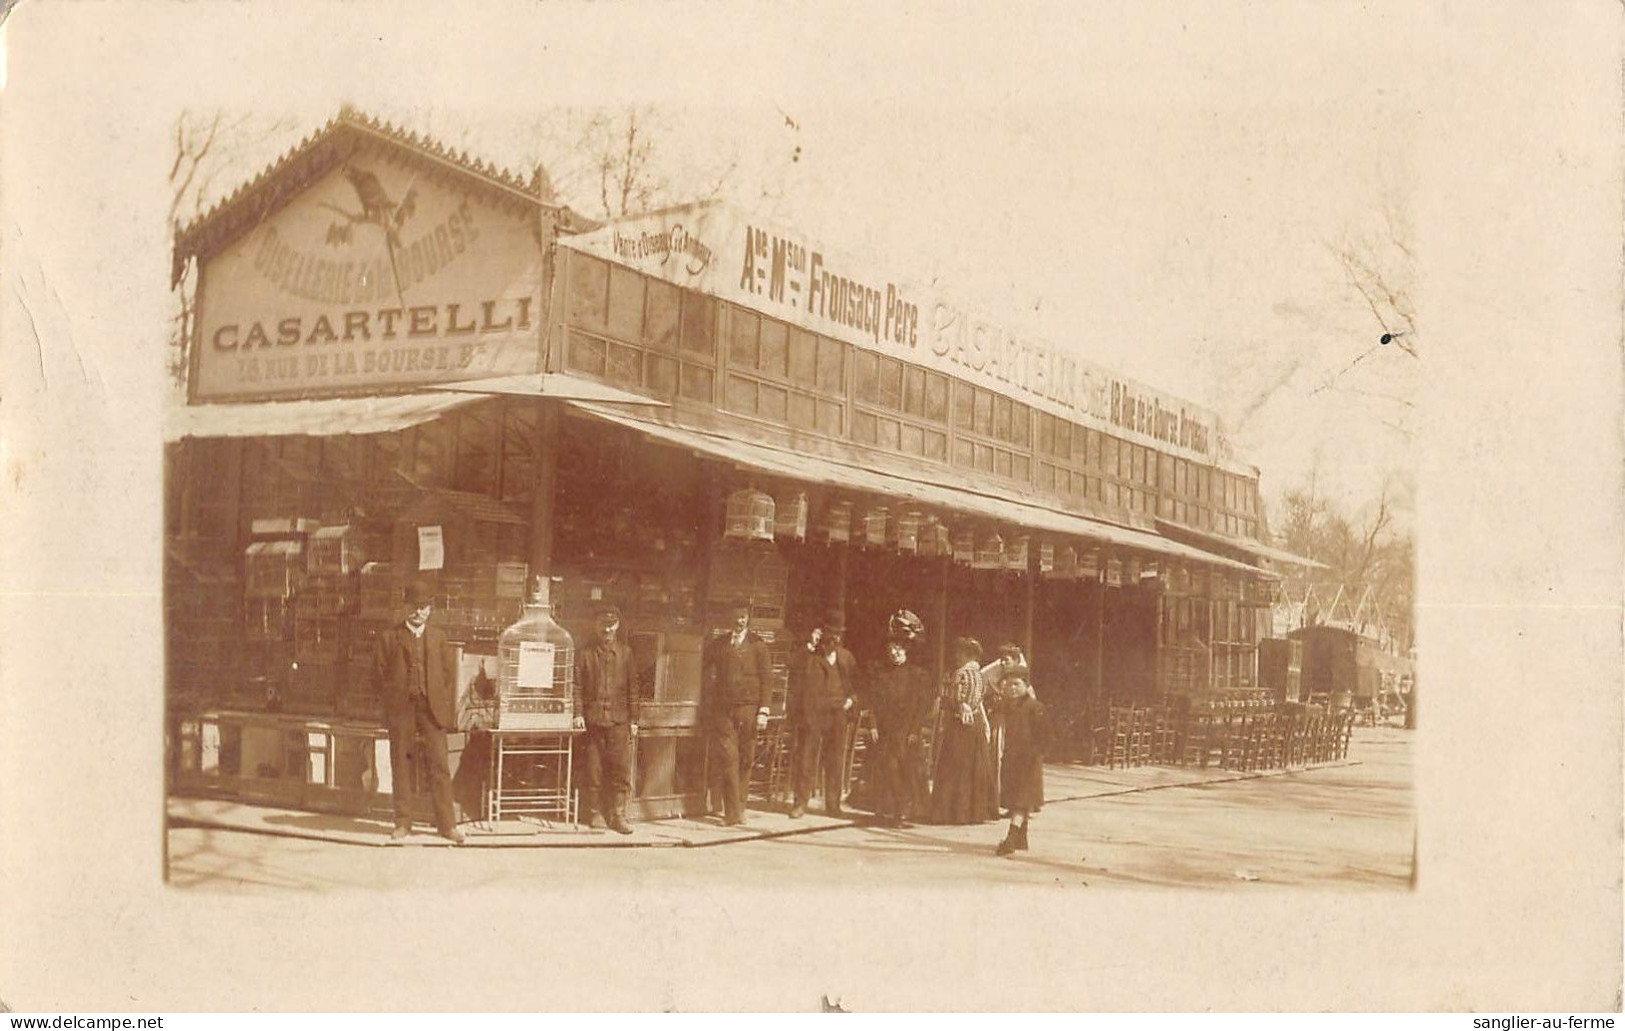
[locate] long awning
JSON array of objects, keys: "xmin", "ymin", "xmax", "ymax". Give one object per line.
[
  {"xmin": 165, "ymin": 393, "xmax": 485, "ymax": 442},
  {"xmin": 426, "ymin": 372, "xmax": 668, "ymax": 406},
  {"xmin": 1153, "ymin": 518, "xmax": 1326, "ymax": 569},
  {"xmin": 570, "ymin": 402, "xmax": 1271, "ymax": 578}
]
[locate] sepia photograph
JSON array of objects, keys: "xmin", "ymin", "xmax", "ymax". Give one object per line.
[
  {"xmin": 160, "ymin": 100, "xmax": 1417, "ymax": 891},
  {"xmin": 0, "ymin": 0, "xmax": 1619, "ymax": 1015}
]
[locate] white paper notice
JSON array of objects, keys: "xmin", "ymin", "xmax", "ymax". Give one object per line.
[
  {"xmin": 517, "ymin": 641, "xmax": 556, "ymax": 689},
  {"xmin": 417, "ymin": 525, "xmax": 444, "ymax": 571}
]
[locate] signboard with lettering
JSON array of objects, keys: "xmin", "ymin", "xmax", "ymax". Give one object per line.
[
  {"xmin": 192, "ymin": 152, "xmax": 543, "ymax": 401},
  {"xmin": 561, "ymin": 202, "xmax": 1235, "ymax": 466}
]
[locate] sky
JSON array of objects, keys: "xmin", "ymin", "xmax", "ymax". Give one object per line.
[{"xmin": 57, "ymin": 2, "xmax": 1427, "ymax": 523}]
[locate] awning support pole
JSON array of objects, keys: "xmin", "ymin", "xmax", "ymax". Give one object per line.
[{"xmin": 527, "ymin": 400, "xmax": 561, "ymax": 581}]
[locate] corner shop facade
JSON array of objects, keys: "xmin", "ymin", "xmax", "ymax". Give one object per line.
[{"xmin": 165, "ymin": 109, "xmax": 1290, "ymax": 821}]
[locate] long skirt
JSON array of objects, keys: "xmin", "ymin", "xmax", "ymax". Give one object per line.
[{"xmin": 927, "ymin": 716, "xmax": 999, "ymax": 824}]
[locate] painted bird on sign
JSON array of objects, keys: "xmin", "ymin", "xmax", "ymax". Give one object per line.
[{"xmin": 320, "ymin": 164, "xmax": 419, "ymax": 304}]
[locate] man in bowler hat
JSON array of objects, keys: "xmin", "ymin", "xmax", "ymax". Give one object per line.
[
  {"xmin": 787, "ymin": 610, "xmax": 859, "ymax": 818},
  {"xmin": 703, "ymin": 600, "xmax": 773, "ymax": 825},
  {"xmin": 573, "ymin": 603, "xmax": 637, "ymax": 834},
  {"xmin": 373, "ymin": 580, "xmax": 464, "ymax": 844}
]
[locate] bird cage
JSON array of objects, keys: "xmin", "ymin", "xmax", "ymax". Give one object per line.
[
  {"xmin": 1048, "ymin": 544, "xmax": 1078, "ymax": 580},
  {"xmin": 951, "ymin": 528, "xmax": 977, "ymax": 565},
  {"xmin": 774, "ymin": 491, "xmax": 808, "ymax": 542},
  {"xmin": 887, "ymin": 509, "xmax": 923, "ymax": 555},
  {"xmin": 1005, "ymin": 534, "xmax": 1030, "ymax": 572},
  {"xmin": 918, "ymin": 517, "xmax": 951, "ymax": 558},
  {"xmin": 1079, "ymin": 548, "xmax": 1101, "ymax": 581},
  {"xmin": 819, "ymin": 500, "xmax": 853, "ymax": 545},
  {"xmin": 724, "ymin": 487, "xmax": 776, "ymax": 542},
  {"xmin": 1036, "ymin": 540, "xmax": 1056, "ymax": 576},
  {"xmin": 1105, "ymin": 556, "xmax": 1124, "ymax": 587},
  {"xmin": 860, "ymin": 506, "xmax": 890, "ymax": 548},
  {"xmin": 973, "ymin": 531, "xmax": 1006, "ymax": 570}
]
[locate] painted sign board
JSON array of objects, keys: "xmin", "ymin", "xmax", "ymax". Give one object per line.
[
  {"xmin": 192, "ymin": 152, "xmax": 543, "ymax": 401},
  {"xmin": 560, "ymin": 202, "xmax": 1236, "ymax": 466}
]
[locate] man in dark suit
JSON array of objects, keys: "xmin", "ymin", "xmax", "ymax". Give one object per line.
[
  {"xmin": 373, "ymin": 581, "xmax": 464, "ymax": 844},
  {"xmin": 573, "ymin": 603, "xmax": 637, "ymax": 834},
  {"xmin": 787, "ymin": 611, "xmax": 859, "ymax": 818},
  {"xmin": 703, "ymin": 601, "xmax": 773, "ymax": 826}
]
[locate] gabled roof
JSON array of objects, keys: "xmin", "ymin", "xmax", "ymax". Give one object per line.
[{"xmin": 171, "ymin": 104, "xmax": 599, "ymax": 287}]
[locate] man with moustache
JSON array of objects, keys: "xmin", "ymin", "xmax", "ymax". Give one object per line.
[
  {"xmin": 703, "ymin": 600, "xmax": 773, "ymax": 826},
  {"xmin": 373, "ymin": 581, "xmax": 464, "ymax": 844}
]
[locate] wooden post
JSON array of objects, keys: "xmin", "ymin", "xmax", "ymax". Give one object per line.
[
  {"xmin": 1022, "ymin": 549, "xmax": 1037, "ymax": 663},
  {"xmin": 1093, "ymin": 575, "xmax": 1106, "ymax": 700},
  {"xmin": 934, "ymin": 557, "xmax": 951, "ymax": 684},
  {"xmin": 527, "ymin": 401, "xmax": 561, "ymax": 581},
  {"xmin": 829, "ymin": 536, "xmax": 851, "ymax": 622}
]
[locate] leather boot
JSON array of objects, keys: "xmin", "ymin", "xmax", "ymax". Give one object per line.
[
  {"xmin": 995, "ymin": 827, "xmax": 1019, "ymax": 856},
  {"xmin": 1015, "ymin": 823, "xmax": 1029, "ymax": 851}
]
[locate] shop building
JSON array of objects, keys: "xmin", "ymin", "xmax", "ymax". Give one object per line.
[{"xmin": 165, "ymin": 108, "xmax": 1307, "ymax": 823}]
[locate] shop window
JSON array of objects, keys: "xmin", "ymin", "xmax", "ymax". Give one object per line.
[
  {"xmin": 903, "ymin": 366, "xmax": 926, "ymax": 417},
  {"xmin": 412, "ymin": 418, "xmax": 452, "ymax": 489},
  {"xmin": 1053, "ymin": 419, "xmax": 1072, "ymax": 460},
  {"xmin": 1012, "ymin": 404, "xmax": 1031, "ymax": 448},
  {"xmin": 852, "ymin": 409, "xmax": 879, "ymax": 445},
  {"xmin": 994, "ymin": 449, "xmax": 1011, "ymax": 479},
  {"xmin": 759, "ymin": 319, "xmax": 788, "ymax": 378},
  {"xmin": 453, "ymin": 406, "xmax": 499, "ymax": 495},
  {"xmin": 1037, "ymin": 413, "xmax": 1054, "ymax": 455},
  {"xmin": 759, "ymin": 383, "xmax": 789, "ymax": 423},
  {"xmin": 1037, "ymin": 463, "xmax": 1055, "ymax": 491},
  {"xmin": 993, "ymin": 396, "xmax": 1012, "ymax": 441},
  {"xmin": 680, "ymin": 291, "xmax": 715, "ymax": 358},
  {"xmin": 788, "ymin": 392, "xmax": 817, "ymax": 430},
  {"xmin": 877, "ymin": 356, "xmax": 903, "ymax": 410},
  {"xmin": 568, "ymin": 254, "xmax": 609, "ymax": 329},
  {"xmin": 607, "ymin": 265, "xmax": 645, "ymax": 342},
  {"xmin": 1013, "ymin": 454, "xmax": 1031, "ymax": 482},
  {"xmin": 1104, "ymin": 435, "xmax": 1120, "ymax": 479},
  {"xmin": 1087, "ymin": 428, "xmax": 1102, "ymax": 471},
  {"xmin": 816, "ymin": 337, "xmax": 845, "ymax": 393},
  {"xmin": 1175, "ymin": 500, "xmax": 1187, "ymax": 523},
  {"xmin": 726, "ymin": 375, "xmax": 758, "ymax": 416},
  {"xmin": 854, "ymin": 351, "xmax": 879, "ymax": 403},
  {"xmin": 1093, "ymin": 477, "xmax": 1105, "ymax": 503},
  {"xmin": 901, "ymin": 423, "xmax": 924, "ymax": 455},
  {"xmin": 728, "ymin": 309, "xmax": 759, "ymax": 368},
  {"xmin": 680, "ymin": 364, "xmax": 714, "ymax": 403},
  {"xmin": 923, "ymin": 372, "xmax": 948, "ymax": 423},
  {"xmin": 817, "ymin": 399, "xmax": 844, "ymax": 435},
  {"xmin": 607, "ymin": 341, "xmax": 642, "ymax": 387},
  {"xmin": 1159, "ymin": 495, "xmax": 1174, "ymax": 519},
  {"xmin": 877, "ymin": 416, "xmax": 901, "ymax": 451},
  {"xmin": 973, "ymin": 389, "xmax": 993, "ymax": 437},
  {"xmin": 1131, "ymin": 445, "xmax": 1146, "ymax": 485},
  {"xmin": 788, "ymin": 328, "xmax": 817, "ymax": 386},
  {"xmin": 646, "ymin": 354, "xmax": 678, "ymax": 399},
  {"xmin": 645, "ymin": 279, "xmax": 680, "ymax": 352},
  {"xmin": 976, "ymin": 443, "xmax": 994, "ymax": 473},
  {"xmin": 924, "ymin": 431, "xmax": 947, "ymax": 461},
  {"xmin": 954, "ymin": 438, "xmax": 975, "ymax": 468},
  {"xmin": 952, "ymin": 382, "xmax": 975, "ymax": 430},
  {"xmin": 1159, "ymin": 452, "xmax": 1174, "ymax": 491},
  {"xmin": 568, "ymin": 331, "xmax": 607, "ymax": 377}
]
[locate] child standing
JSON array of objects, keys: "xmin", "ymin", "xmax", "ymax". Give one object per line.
[{"xmin": 994, "ymin": 666, "xmax": 1048, "ymax": 855}]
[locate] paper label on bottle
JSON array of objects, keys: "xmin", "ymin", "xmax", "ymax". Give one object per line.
[{"xmin": 517, "ymin": 641, "xmax": 556, "ymax": 689}]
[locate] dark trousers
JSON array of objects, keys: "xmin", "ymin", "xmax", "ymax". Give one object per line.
[
  {"xmin": 582, "ymin": 722, "xmax": 634, "ymax": 822},
  {"xmin": 709, "ymin": 704, "xmax": 758, "ymax": 821},
  {"xmin": 388, "ymin": 694, "xmax": 456, "ymax": 833},
  {"xmin": 791, "ymin": 712, "xmax": 847, "ymax": 810}
]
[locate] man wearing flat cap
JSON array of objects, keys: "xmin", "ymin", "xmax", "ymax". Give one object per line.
[
  {"xmin": 373, "ymin": 580, "xmax": 463, "ymax": 844},
  {"xmin": 786, "ymin": 610, "xmax": 859, "ymax": 818},
  {"xmin": 703, "ymin": 600, "xmax": 773, "ymax": 826},
  {"xmin": 574, "ymin": 603, "xmax": 636, "ymax": 834}
]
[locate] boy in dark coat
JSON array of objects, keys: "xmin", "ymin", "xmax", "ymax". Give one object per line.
[{"xmin": 994, "ymin": 665, "xmax": 1048, "ymax": 855}]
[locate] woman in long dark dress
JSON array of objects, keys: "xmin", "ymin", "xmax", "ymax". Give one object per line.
[
  {"xmin": 994, "ymin": 666, "xmax": 1048, "ymax": 855},
  {"xmin": 927, "ymin": 637, "xmax": 999, "ymax": 825}
]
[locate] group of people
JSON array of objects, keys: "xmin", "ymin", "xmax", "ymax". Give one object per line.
[
  {"xmin": 699, "ymin": 600, "xmax": 1051, "ymax": 856},
  {"xmin": 373, "ymin": 582, "xmax": 1048, "ymax": 856}
]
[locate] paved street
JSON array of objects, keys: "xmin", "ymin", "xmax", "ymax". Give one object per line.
[{"xmin": 167, "ymin": 726, "xmax": 1413, "ymax": 892}]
